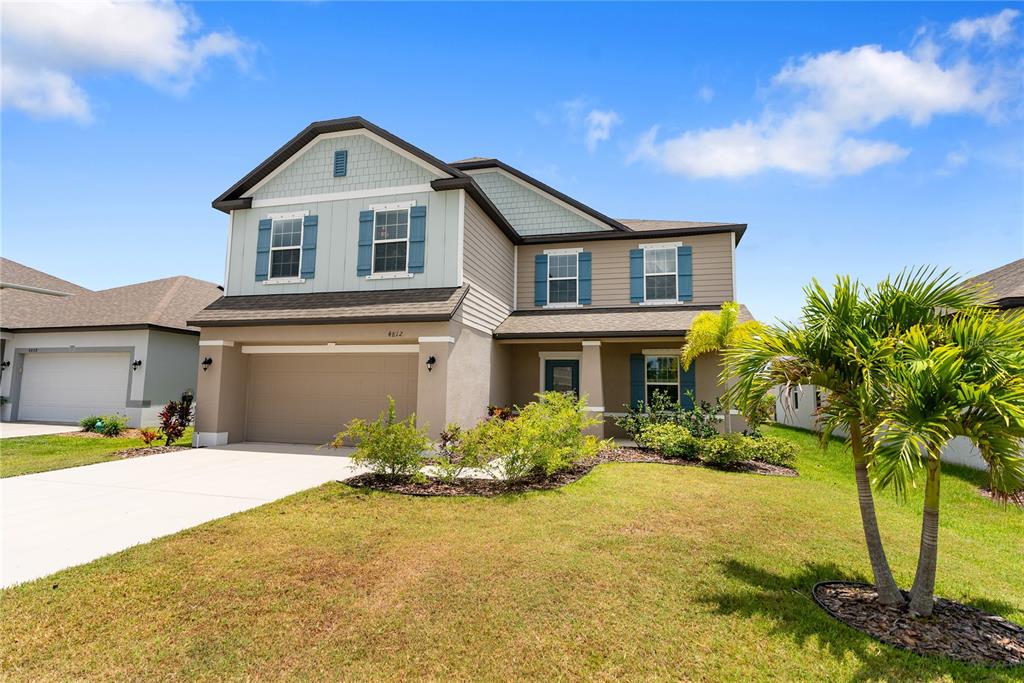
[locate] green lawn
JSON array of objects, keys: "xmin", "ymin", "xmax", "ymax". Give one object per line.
[
  {"xmin": 0, "ymin": 427, "xmax": 194, "ymax": 478},
  {"xmin": 2, "ymin": 426, "xmax": 1021, "ymax": 681}
]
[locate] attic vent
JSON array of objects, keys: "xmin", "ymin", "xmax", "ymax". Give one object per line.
[{"xmin": 333, "ymin": 150, "xmax": 348, "ymax": 177}]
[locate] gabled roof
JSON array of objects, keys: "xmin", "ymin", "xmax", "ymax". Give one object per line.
[
  {"xmin": 493, "ymin": 304, "xmax": 755, "ymax": 339},
  {"xmin": 3, "ymin": 276, "xmax": 222, "ymax": 334},
  {"xmin": 0, "ymin": 258, "xmax": 89, "ymax": 295},
  {"xmin": 968, "ymin": 258, "xmax": 1024, "ymax": 309}
]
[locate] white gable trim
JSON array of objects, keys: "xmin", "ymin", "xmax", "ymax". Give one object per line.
[
  {"xmin": 250, "ymin": 184, "xmax": 432, "ymax": 209},
  {"xmin": 244, "ymin": 130, "xmax": 449, "ymax": 198},
  {"xmin": 463, "ymin": 166, "xmax": 614, "ymax": 233}
]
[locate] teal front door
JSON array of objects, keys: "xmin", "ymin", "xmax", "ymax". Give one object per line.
[{"xmin": 544, "ymin": 359, "xmax": 580, "ymax": 396}]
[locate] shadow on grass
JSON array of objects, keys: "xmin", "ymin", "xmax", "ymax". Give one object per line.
[{"xmin": 702, "ymin": 559, "xmax": 1010, "ymax": 682}]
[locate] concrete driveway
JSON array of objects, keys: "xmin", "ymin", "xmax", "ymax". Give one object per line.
[
  {"xmin": 1, "ymin": 442, "xmax": 361, "ymax": 588},
  {"xmin": 1, "ymin": 422, "xmax": 78, "ymax": 438}
]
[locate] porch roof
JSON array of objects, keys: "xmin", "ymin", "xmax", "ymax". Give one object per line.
[{"xmin": 492, "ymin": 304, "xmax": 754, "ymax": 339}]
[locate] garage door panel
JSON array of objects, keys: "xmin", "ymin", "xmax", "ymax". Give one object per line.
[
  {"xmin": 19, "ymin": 352, "xmax": 131, "ymax": 424},
  {"xmin": 245, "ymin": 354, "xmax": 417, "ymax": 444}
]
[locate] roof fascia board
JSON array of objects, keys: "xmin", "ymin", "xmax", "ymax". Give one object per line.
[
  {"xmin": 8, "ymin": 323, "xmax": 198, "ymax": 336},
  {"xmin": 186, "ymin": 312, "xmax": 455, "ymax": 328},
  {"xmin": 520, "ymin": 223, "xmax": 748, "ymax": 246}
]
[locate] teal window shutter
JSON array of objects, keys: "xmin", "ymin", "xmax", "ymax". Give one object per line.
[
  {"xmin": 300, "ymin": 215, "xmax": 318, "ymax": 278},
  {"xmin": 679, "ymin": 362, "xmax": 696, "ymax": 410},
  {"xmin": 333, "ymin": 150, "xmax": 348, "ymax": 177},
  {"xmin": 629, "ymin": 249, "xmax": 644, "ymax": 303},
  {"xmin": 629, "ymin": 354, "xmax": 645, "ymax": 408},
  {"xmin": 357, "ymin": 210, "xmax": 374, "ymax": 276},
  {"xmin": 534, "ymin": 254, "xmax": 548, "ymax": 306},
  {"xmin": 677, "ymin": 245, "xmax": 693, "ymax": 302},
  {"xmin": 255, "ymin": 218, "xmax": 272, "ymax": 281},
  {"xmin": 408, "ymin": 205, "xmax": 426, "ymax": 273},
  {"xmin": 578, "ymin": 251, "xmax": 592, "ymax": 305}
]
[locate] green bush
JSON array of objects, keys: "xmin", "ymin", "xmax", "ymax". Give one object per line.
[
  {"xmin": 431, "ymin": 423, "xmax": 489, "ymax": 483},
  {"xmin": 748, "ymin": 435, "xmax": 797, "ymax": 467},
  {"xmin": 331, "ymin": 397, "xmax": 430, "ymax": 478},
  {"xmin": 616, "ymin": 390, "xmax": 722, "ymax": 442},
  {"xmin": 80, "ymin": 415, "xmax": 102, "ymax": 432},
  {"xmin": 699, "ymin": 433, "xmax": 754, "ymax": 469},
  {"xmin": 483, "ymin": 391, "xmax": 608, "ymax": 482},
  {"xmin": 640, "ymin": 422, "xmax": 698, "ymax": 460},
  {"xmin": 96, "ymin": 414, "xmax": 128, "ymax": 437}
]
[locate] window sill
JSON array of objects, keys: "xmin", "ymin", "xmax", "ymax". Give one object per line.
[
  {"xmin": 366, "ymin": 272, "xmax": 415, "ymax": 280},
  {"xmin": 639, "ymin": 299, "xmax": 683, "ymax": 306},
  {"xmin": 263, "ymin": 277, "xmax": 306, "ymax": 285},
  {"xmin": 543, "ymin": 303, "xmax": 582, "ymax": 310}
]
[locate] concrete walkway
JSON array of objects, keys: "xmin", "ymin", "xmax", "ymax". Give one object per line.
[
  {"xmin": 1, "ymin": 442, "xmax": 361, "ymax": 588},
  {"xmin": 1, "ymin": 422, "xmax": 78, "ymax": 439}
]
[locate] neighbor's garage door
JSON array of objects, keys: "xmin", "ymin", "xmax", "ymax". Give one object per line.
[
  {"xmin": 18, "ymin": 352, "xmax": 131, "ymax": 424},
  {"xmin": 245, "ymin": 353, "xmax": 418, "ymax": 445}
]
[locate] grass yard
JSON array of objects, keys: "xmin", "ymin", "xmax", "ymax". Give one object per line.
[
  {"xmin": 2, "ymin": 426, "xmax": 1022, "ymax": 681},
  {"xmin": 0, "ymin": 428, "xmax": 194, "ymax": 478}
]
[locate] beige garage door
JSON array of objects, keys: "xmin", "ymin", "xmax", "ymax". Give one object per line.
[{"xmin": 245, "ymin": 353, "xmax": 418, "ymax": 445}]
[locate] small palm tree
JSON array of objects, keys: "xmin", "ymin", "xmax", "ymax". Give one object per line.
[
  {"xmin": 724, "ymin": 269, "xmax": 985, "ymax": 606},
  {"xmin": 872, "ymin": 310, "xmax": 1024, "ymax": 616},
  {"xmin": 680, "ymin": 301, "xmax": 760, "ymax": 432}
]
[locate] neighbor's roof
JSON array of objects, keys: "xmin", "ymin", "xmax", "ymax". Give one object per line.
[
  {"xmin": 5, "ymin": 276, "xmax": 222, "ymax": 334},
  {"xmin": 189, "ymin": 286, "xmax": 469, "ymax": 327},
  {"xmin": 493, "ymin": 304, "xmax": 755, "ymax": 339},
  {"xmin": 0, "ymin": 258, "xmax": 90, "ymax": 295},
  {"xmin": 968, "ymin": 258, "xmax": 1024, "ymax": 309}
]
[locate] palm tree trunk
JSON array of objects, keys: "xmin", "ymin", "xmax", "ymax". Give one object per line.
[
  {"xmin": 849, "ymin": 422, "xmax": 905, "ymax": 606},
  {"xmin": 908, "ymin": 456, "xmax": 941, "ymax": 617}
]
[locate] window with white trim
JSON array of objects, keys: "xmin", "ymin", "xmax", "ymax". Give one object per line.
[
  {"xmin": 270, "ymin": 217, "xmax": 303, "ymax": 279},
  {"xmin": 644, "ymin": 247, "xmax": 677, "ymax": 302},
  {"xmin": 373, "ymin": 208, "xmax": 409, "ymax": 273},
  {"xmin": 547, "ymin": 252, "xmax": 578, "ymax": 305},
  {"xmin": 645, "ymin": 355, "xmax": 679, "ymax": 404}
]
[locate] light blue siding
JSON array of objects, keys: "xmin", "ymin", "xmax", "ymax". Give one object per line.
[
  {"xmin": 469, "ymin": 171, "xmax": 612, "ymax": 236},
  {"xmin": 251, "ymin": 134, "xmax": 437, "ymax": 201}
]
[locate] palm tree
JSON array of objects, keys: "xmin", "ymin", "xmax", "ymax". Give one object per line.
[
  {"xmin": 680, "ymin": 301, "xmax": 760, "ymax": 432},
  {"xmin": 871, "ymin": 310, "xmax": 1024, "ymax": 616},
  {"xmin": 723, "ymin": 269, "xmax": 985, "ymax": 606}
]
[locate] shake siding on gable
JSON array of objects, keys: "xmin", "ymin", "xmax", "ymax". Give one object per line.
[
  {"xmin": 515, "ymin": 232, "xmax": 735, "ymax": 310},
  {"xmin": 468, "ymin": 171, "xmax": 612, "ymax": 236},
  {"xmin": 456, "ymin": 197, "xmax": 515, "ymax": 332}
]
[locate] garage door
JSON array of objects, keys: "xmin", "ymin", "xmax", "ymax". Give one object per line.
[
  {"xmin": 245, "ymin": 353, "xmax": 418, "ymax": 445},
  {"xmin": 18, "ymin": 352, "xmax": 131, "ymax": 424}
]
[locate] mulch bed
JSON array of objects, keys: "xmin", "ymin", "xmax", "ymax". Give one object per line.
[
  {"xmin": 69, "ymin": 428, "xmax": 147, "ymax": 440},
  {"xmin": 979, "ymin": 486, "xmax": 1024, "ymax": 509},
  {"xmin": 112, "ymin": 445, "xmax": 188, "ymax": 459},
  {"xmin": 812, "ymin": 581, "xmax": 1024, "ymax": 667},
  {"xmin": 342, "ymin": 447, "xmax": 797, "ymax": 497}
]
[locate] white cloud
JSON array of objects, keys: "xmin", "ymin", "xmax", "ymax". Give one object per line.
[
  {"xmin": 632, "ymin": 30, "xmax": 1010, "ymax": 179},
  {"xmin": 937, "ymin": 148, "xmax": 970, "ymax": 175},
  {"xmin": 697, "ymin": 86, "xmax": 715, "ymax": 103},
  {"xmin": 1, "ymin": 1, "xmax": 251, "ymax": 121},
  {"xmin": 584, "ymin": 109, "xmax": 621, "ymax": 152},
  {"xmin": 949, "ymin": 8, "xmax": 1020, "ymax": 44}
]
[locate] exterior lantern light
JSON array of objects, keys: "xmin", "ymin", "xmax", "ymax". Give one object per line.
[
  {"xmin": 201, "ymin": 357, "xmax": 213, "ymax": 372},
  {"xmin": 426, "ymin": 356, "xmax": 436, "ymax": 372}
]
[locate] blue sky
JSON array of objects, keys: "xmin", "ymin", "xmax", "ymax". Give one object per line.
[{"xmin": 2, "ymin": 2, "xmax": 1021, "ymax": 323}]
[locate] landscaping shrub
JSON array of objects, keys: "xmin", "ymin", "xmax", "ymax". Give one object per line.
[
  {"xmin": 747, "ymin": 435, "xmax": 797, "ymax": 467},
  {"xmin": 97, "ymin": 414, "xmax": 128, "ymax": 437},
  {"xmin": 158, "ymin": 400, "xmax": 193, "ymax": 446},
  {"xmin": 331, "ymin": 397, "xmax": 430, "ymax": 478},
  {"xmin": 640, "ymin": 422, "xmax": 698, "ymax": 460},
  {"xmin": 699, "ymin": 433, "xmax": 754, "ymax": 468},
  {"xmin": 615, "ymin": 390, "xmax": 722, "ymax": 442},
  {"xmin": 483, "ymin": 391, "xmax": 607, "ymax": 482},
  {"xmin": 80, "ymin": 415, "xmax": 102, "ymax": 432},
  {"xmin": 139, "ymin": 428, "xmax": 161, "ymax": 446},
  {"xmin": 431, "ymin": 423, "xmax": 489, "ymax": 483}
]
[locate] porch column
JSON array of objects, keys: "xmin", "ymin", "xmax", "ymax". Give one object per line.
[
  {"xmin": 416, "ymin": 336, "xmax": 452, "ymax": 439},
  {"xmin": 580, "ymin": 340, "xmax": 605, "ymax": 438},
  {"xmin": 194, "ymin": 340, "xmax": 248, "ymax": 447}
]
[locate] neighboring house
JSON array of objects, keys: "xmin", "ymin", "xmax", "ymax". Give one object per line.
[
  {"xmin": 774, "ymin": 257, "xmax": 1024, "ymax": 471},
  {"xmin": 0, "ymin": 258, "xmax": 222, "ymax": 427},
  {"xmin": 190, "ymin": 117, "xmax": 750, "ymax": 446}
]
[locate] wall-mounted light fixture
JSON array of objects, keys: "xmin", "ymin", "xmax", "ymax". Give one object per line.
[
  {"xmin": 425, "ymin": 355, "xmax": 436, "ymax": 372},
  {"xmin": 132, "ymin": 360, "xmax": 143, "ymax": 371},
  {"xmin": 0, "ymin": 361, "xmax": 10, "ymax": 369},
  {"xmin": 201, "ymin": 357, "xmax": 213, "ymax": 372}
]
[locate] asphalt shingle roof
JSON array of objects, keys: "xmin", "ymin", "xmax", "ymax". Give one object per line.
[
  {"xmin": 968, "ymin": 258, "xmax": 1024, "ymax": 308},
  {"xmin": 493, "ymin": 304, "xmax": 754, "ymax": 339},
  {"xmin": 0, "ymin": 258, "xmax": 89, "ymax": 295}
]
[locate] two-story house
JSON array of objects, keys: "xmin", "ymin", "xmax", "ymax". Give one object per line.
[{"xmin": 188, "ymin": 117, "xmax": 751, "ymax": 446}]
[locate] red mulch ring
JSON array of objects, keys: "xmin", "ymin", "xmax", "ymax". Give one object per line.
[
  {"xmin": 813, "ymin": 581, "xmax": 1024, "ymax": 667},
  {"xmin": 343, "ymin": 447, "xmax": 798, "ymax": 497},
  {"xmin": 112, "ymin": 445, "xmax": 188, "ymax": 459},
  {"xmin": 979, "ymin": 487, "xmax": 1024, "ymax": 509}
]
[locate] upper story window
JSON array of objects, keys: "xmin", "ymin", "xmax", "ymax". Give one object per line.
[
  {"xmin": 644, "ymin": 247, "xmax": 677, "ymax": 302},
  {"xmin": 270, "ymin": 217, "xmax": 303, "ymax": 279},
  {"xmin": 373, "ymin": 208, "xmax": 409, "ymax": 273},
  {"xmin": 645, "ymin": 355, "xmax": 679, "ymax": 404},
  {"xmin": 547, "ymin": 252, "xmax": 579, "ymax": 305}
]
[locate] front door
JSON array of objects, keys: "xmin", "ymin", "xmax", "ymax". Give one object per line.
[{"xmin": 544, "ymin": 359, "xmax": 580, "ymax": 397}]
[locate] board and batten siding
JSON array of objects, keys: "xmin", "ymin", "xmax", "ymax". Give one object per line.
[
  {"xmin": 467, "ymin": 170, "xmax": 611, "ymax": 237},
  {"xmin": 515, "ymin": 232, "xmax": 735, "ymax": 310},
  {"xmin": 225, "ymin": 190, "xmax": 461, "ymax": 296},
  {"xmin": 250, "ymin": 133, "xmax": 438, "ymax": 202},
  {"xmin": 456, "ymin": 196, "xmax": 515, "ymax": 333}
]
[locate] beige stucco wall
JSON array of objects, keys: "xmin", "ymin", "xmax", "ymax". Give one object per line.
[{"xmin": 516, "ymin": 232, "xmax": 735, "ymax": 310}]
